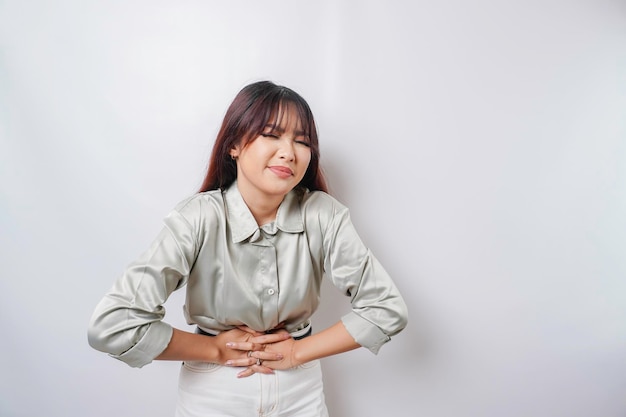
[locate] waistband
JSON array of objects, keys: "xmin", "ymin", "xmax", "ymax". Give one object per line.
[{"xmin": 196, "ymin": 322, "xmax": 312, "ymax": 340}]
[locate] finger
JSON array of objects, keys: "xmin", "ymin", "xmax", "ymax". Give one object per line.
[
  {"xmin": 257, "ymin": 351, "xmax": 284, "ymax": 362},
  {"xmin": 248, "ymin": 331, "xmax": 292, "ymax": 345},
  {"xmin": 236, "ymin": 363, "xmax": 274, "ymax": 378},
  {"xmin": 237, "ymin": 368, "xmax": 255, "ymax": 378},
  {"xmin": 225, "ymin": 341, "xmax": 267, "ymax": 352},
  {"xmin": 250, "ymin": 364, "xmax": 274, "ymax": 374},
  {"xmin": 224, "ymin": 357, "xmax": 255, "ymax": 367},
  {"xmin": 226, "ymin": 353, "xmax": 269, "ymax": 367},
  {"xmin": 236, "ymin": 366, "xmax": 273, "ymax": 378},
  {"xmin": 236, "ymin": 325, "xmax": 264, "ymax": 336},
  {"xmin": 247, "ymin": 351, "xmax": 283, "ymax": 363}
]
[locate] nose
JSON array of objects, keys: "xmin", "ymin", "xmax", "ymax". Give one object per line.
[{"xmin": 278, "ymin": 140, "xmax": 295, "ymax": 161}]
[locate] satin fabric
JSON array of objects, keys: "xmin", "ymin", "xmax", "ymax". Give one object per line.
[{"xmin": 88, "ymin": 181, "xmax": 408, "ymax": 368}]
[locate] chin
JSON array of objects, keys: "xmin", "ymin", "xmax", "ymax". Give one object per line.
[{"xmin": 270, "ymin": 183, "xmax": 297, "ymax": 196}]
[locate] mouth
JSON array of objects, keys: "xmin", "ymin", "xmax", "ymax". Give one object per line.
[{"xmin": 268, "ymin": 165, "xmax": 294, "ymax": 179}]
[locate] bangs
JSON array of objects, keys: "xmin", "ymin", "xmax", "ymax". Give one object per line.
[
  {"xmin": 238, "ymin": 86, "xmax": 317, "ymax": 145},
  {"xmin": 265, "ymin": 98, "xmax": 315, "ymax": 139}
]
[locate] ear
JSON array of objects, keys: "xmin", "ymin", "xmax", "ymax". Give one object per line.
[{"xmin": 229, "ymin": 147, "xmax": 239, "ymax": 159}]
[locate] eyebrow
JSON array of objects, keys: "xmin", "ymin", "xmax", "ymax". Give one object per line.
[{"xmin": 263, "ymin": 123, "xmax": 308, "ymax": 137}]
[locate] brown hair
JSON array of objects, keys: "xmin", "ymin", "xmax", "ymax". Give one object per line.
[{"xmin": 199, "ymin": 81, "xmax": 328, "ymax": 193}]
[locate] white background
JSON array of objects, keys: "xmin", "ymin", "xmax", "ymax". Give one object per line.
[{"xmin": 1, "ymin": 1, "xmax": 625, "ymax": 416}]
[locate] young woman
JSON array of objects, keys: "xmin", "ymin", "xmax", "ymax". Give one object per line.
[{"xmin": 88, "ymin": 80, "xmax": 408, "ymax": 416}]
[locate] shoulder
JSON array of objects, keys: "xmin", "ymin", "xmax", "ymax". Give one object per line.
[
  {"xmin": 299, "ymin": 190, "xmax": 350, "ymax": 228},
  {"xmin": 173, "ymin": 189, "xmax": 223, "ymax": 211},
  {"xmin": 300, "ymin": 190, "xmax": 346, "ymax": 212},
  {"xmin": 168, "ymin": 189, "xmax": 226, "ymax": 228}
]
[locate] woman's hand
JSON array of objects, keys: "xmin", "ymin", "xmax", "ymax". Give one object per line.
[
  {"xmin": 221, "ymin": 326, "xmax": 292, "ymax": 377},
  {"xmin": 252, "ymin": 336, "xmax": 299, "ymax": 371},
  {"xmin": 231, "ymin": 321, "xmax": 363, "ymax": 378}
]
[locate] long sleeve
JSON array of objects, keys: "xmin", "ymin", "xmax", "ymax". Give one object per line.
[
  {"xmin": 322, "ymin": 201, "xmax": 408, "ymax": 354},
  {"xmin": 87, "ymin": 209, "xmax": 199, "ymax": 368}
]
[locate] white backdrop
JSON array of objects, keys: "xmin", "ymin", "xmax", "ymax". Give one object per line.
[{"xmin": 1, "ymin": 1, "xmax": 625, "ymax": 416}]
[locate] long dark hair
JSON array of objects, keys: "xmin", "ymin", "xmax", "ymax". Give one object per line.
[{"xmin": 199, "ymin": 81, "xmax": 328, "ymax": 193}]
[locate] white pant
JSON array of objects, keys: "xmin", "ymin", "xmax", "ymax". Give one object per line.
[{"xmin": 175, "ymin": 359, "xmax": 329, "ymax": 417}]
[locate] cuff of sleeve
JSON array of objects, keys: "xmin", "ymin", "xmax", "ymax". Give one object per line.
[
  {"xmin": 109, "ymin": 321, "xmax": 174, "ymax": 368},
  {"xmin": 341, "ymin": 312, "xmax": 390, "ymax": 354}
]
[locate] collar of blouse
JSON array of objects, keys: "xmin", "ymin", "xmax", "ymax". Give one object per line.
[{"xmin": 224, "ymin": 181, "xmax": 305, "ymax": 243}]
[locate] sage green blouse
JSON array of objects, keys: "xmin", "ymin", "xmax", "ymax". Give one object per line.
[{"xmin": 88, "ymin": 182, "xmax": 408, "ymax": 368}]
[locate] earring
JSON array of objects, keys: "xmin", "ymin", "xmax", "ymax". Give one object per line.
[{"xmin": 230, "ymin": 154, "xmax": 237, "ymax": 160}]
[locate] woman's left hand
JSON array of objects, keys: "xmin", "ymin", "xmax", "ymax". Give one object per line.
[{"xmin": 224, "ymin": 326, "xmax": 293, "ymax": 378}]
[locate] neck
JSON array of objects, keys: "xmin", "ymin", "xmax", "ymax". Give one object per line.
[{"xmin": 236, "ymin": 183, "xmax": 284, "ymax": 226}]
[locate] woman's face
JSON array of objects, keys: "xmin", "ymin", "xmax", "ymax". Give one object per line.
[{"xmin": 230, "ymin": 105, "xmax": 312, "ymax": 203}]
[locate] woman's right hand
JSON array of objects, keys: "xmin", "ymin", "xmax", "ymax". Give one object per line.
[{"xmin": 214, "ymin": 327, "xmax": 291, "ymax": 376}]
